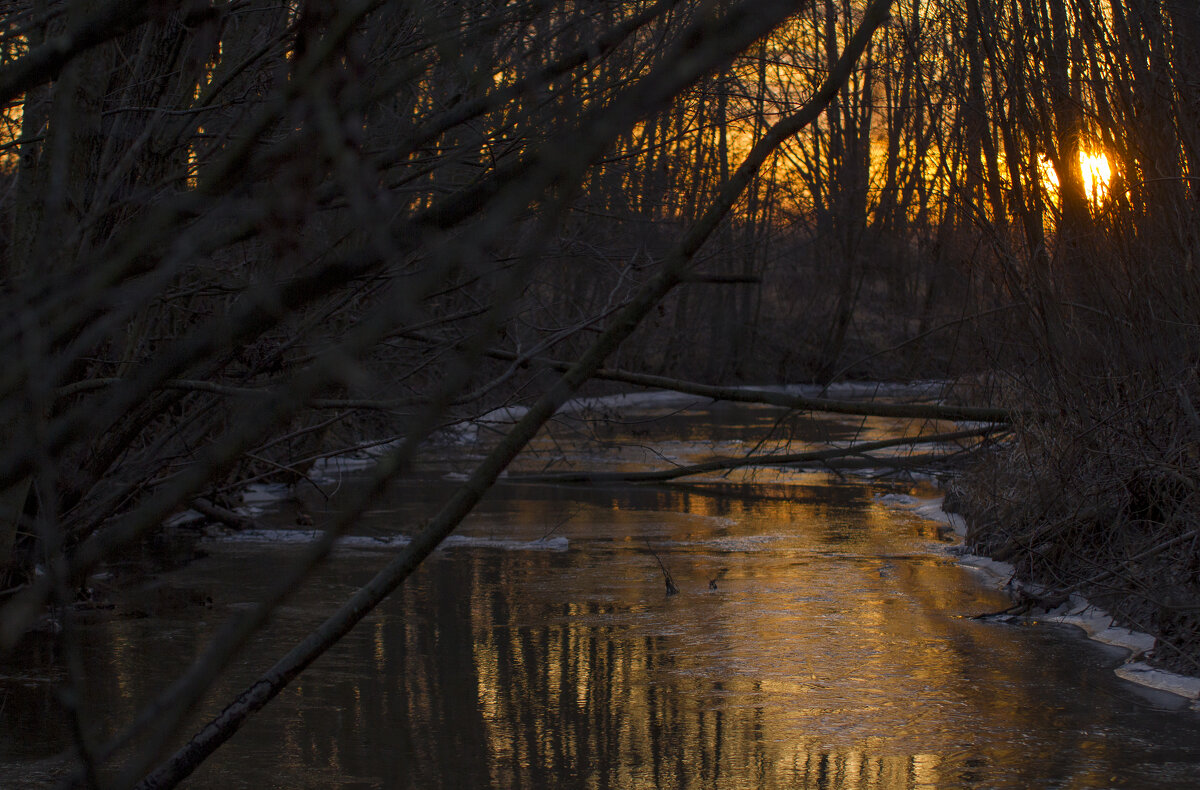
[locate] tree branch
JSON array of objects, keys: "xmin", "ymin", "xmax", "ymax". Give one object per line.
[
  {"xmin": 510, "ymin": 426, "xmax": 1000, "ymax": 484},
  {"xmin": 131, "ymin": 4, "xmax": 893, "ymax": 786},
  {"xmin": 0, "ymin": 1, "xmax": 220, "ymax": 106}
]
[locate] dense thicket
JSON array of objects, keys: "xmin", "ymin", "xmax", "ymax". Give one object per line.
[
  {"xmin": 1, "ymin": 0, "xmax": 1199, "ymax": 783},
  {"xmin": 948, "ymin": 0, "xmax": 1200, "ymax": 676},
  {"xmin": 0, "ymin": 0, "xmax": 969, "ymax": 604}
]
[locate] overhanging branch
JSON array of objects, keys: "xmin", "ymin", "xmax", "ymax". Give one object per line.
[{"xmin": 510, "ymin": 425, "xmax": 1002, "ymax": 484}]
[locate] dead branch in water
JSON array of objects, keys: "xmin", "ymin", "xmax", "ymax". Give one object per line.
[
  {"xmin": 644, "ymin": 539, "xmax": 680, "ymax": 596},
  {"xmin": 511, "ymin": 425, "xmax": 1005, "ymax": 484},
  {"xmin": 480, "ymin": 352, "xmax": 1013, "ymax": 424}
]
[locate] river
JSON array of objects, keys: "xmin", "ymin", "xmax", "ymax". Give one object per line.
[{"xmin": 3, "ymin": 393, "xmax": 1200, "ymax": 788}]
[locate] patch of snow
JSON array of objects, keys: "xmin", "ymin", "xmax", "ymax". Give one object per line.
[
  {"xmin": 808, "ymin": 380, "xmax": 951, "ymax": 400},
  {"xmin": 1115, "ymin": 663, "xmax": 1200, "ymax": 702},
  {"xmin": 912, "ymin": 500, "xmax": 967, "ymax": 536},
  {"xmin": 432, "ymin": 406, "xmax": 534, "ymax": 446},
  {"xmin": 241, "ymin": 483, "xmax": 290, "ymax": 504},
  {"xmin": 560, "ymin": 381, "xmax": 953, "ymax": 415},
  {"xmin": 477, "ymin": 405, "xmax": 531, "ymax": 424},
  {"xmin": 214, "ymin": 528, "xmax": 323, "ymax": 544},
  {"xmin": 310, "ymin": 439, "xmax": 404, "ymax": 475},
  {"xmin": 431, "ymin": 422, "xmax": 478, "ymax": 445},
  {"xmin": 165, "ymin": 509, "xmax": 205, "ymax": 528},
  {"xmin": 956, "ymin": 553, "xmax": 1015, "ymax": 581},
  {"xmin": 442, "ymin": 534, "xmax": 568, "ymax": 552},
  {"xmin": 875, "ymin": 492, "xmax": 918, "ymax": 506},
  {"xmin": 1092, "ymin": 626, "xmax": 1157, "ymax": 654},
  {"xmin": 955, "ymin": 420, "xmax": 1002, "ymax": 431}
]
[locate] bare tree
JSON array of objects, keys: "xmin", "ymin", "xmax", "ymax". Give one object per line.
[{"xmin": 0, "ymin": 1, "xmax": 901, "ymax": 786}]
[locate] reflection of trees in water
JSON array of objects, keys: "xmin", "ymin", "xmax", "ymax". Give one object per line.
[
  {"xmin": 324, "ymin": 547, "xmax": 1041, "ymax": 788},
  {"xmin": 8, "ymin": 463, "xmax": 1190, "ymax": 787},
  {"xmin": 4, "ymin": 0, "xmax": 1200, "ymax": 780}
]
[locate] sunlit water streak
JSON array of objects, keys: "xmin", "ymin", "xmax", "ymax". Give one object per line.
[{"xmin": 2, "ymin": 402, "xmax": 1199, "ymax": 788}]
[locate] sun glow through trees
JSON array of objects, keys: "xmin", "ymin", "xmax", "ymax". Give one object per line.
[
  {"xmin": 1041, "ymin": 149, "xmax": 1114, "ymax": 208},
  {"xmin": 1079, "ymin": 150, "xmax": 1112, "ymax": 204}
]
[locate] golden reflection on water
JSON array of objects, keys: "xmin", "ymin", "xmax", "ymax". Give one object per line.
[
  {"xmin": 8, "ymin": 409, "xmax": 1200, "ymax": 788},
  {"xmin": 374, "ymin": 482, "xmax": 1000, "ymax": 789},
  {"xmin": 22, "ymin": 473, "xmax": 1168, "ymax": 790}
]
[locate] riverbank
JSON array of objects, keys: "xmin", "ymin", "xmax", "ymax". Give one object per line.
[
  {"xmin": 886, "ymin": 492, "xmax": 1200, "ymax": 709},
  {"xmin": 958, "ymin": 546, "xmax": 1200, "ymax": 709}
]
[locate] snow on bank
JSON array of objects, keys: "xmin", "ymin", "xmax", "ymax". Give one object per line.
[
  {"xmin": 890, "ymin": 495, "xmax": 1200, "ymax": 708},
  {"xmin": 912, "ymin": 499, "xmax": 967, "ymax": 537},
  {"xmin": 204, "ymin": 528, "xmax": 568, "ymax": 553},
  {"xmin": 809, "ymin": 380, "xmax": 953, "ymax": 400},
  {"xmin": 958, "ymin": 551, "xmax": 1200, "ymax": 706},
  {"xmin": 241, "ymin": 483, "xmax": 290, "ymax": 504}
]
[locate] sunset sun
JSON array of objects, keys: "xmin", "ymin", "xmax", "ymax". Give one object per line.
[
  {"xmin": 1079, "ymin": 149, "xmax": 1112, "ymax": 203},
  {"xmin": 1042, "ymin": 148, "xmax": 1113, "ymax": 205}
]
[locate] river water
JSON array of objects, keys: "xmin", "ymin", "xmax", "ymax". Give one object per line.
[{"xmin": 4, "ymin": 394, "xmax": 1200, "ymax": 788}]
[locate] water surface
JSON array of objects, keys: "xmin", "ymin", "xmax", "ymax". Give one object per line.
[{"xmin": 3, "ymin": 398, "xmax": 1199, "ymax": 788}]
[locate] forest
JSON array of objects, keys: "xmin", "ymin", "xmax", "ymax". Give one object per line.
[{"xmin": 2, "ymin": 0, "xmax": 1199, "ymax": 786}]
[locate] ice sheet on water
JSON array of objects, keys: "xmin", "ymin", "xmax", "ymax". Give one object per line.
[
  {"xmin": 482, "ymin": 381, "xmax": 954, "ymax": 420},
  {"xmin": 342, "ymin": 380, "xmax": 960, "ymax": 453},
  {"xmin": 874, "ymin": 493, "xmax": 966, "ymax": 536},
  {"xmin": 433, "ymin": 422, "xmax": 479, "ymax": 445},
  {"xmin": 1115, "ymin": 663, "xmax": 1200, "ymax": 702},
  {"xmin": 214, "ymin": 528, "xmax": 324, "ymax": 544},
  {"xmin": 476, "ymin": 405, "xmax": 531, "ymax": 423},
  {"xmin": 235, "ymin": 486, "xmax": 289, "ymax": 517},
  {"xmin": 205, "ymin": 528, "xmax": 568, "ymax": 552},
  {"xmin": 657, "ymin": 534, "xmax": 787, "ymax": 553},
  {"xmin": 911, "ymin": 500, "xmax": 965, "ymax": 533},
  {"xmin": 441, "ymin": 534, "xmax": 568, "ymax": 551}
]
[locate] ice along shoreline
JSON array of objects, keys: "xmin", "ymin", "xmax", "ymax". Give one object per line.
[
  {"xmin": 901, "ymin": 495, "xmax": 1200, "ymax": 709},
  {"xmin": 183, "ymin": 382, "xmax": 1200, "ymax": 708}
]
